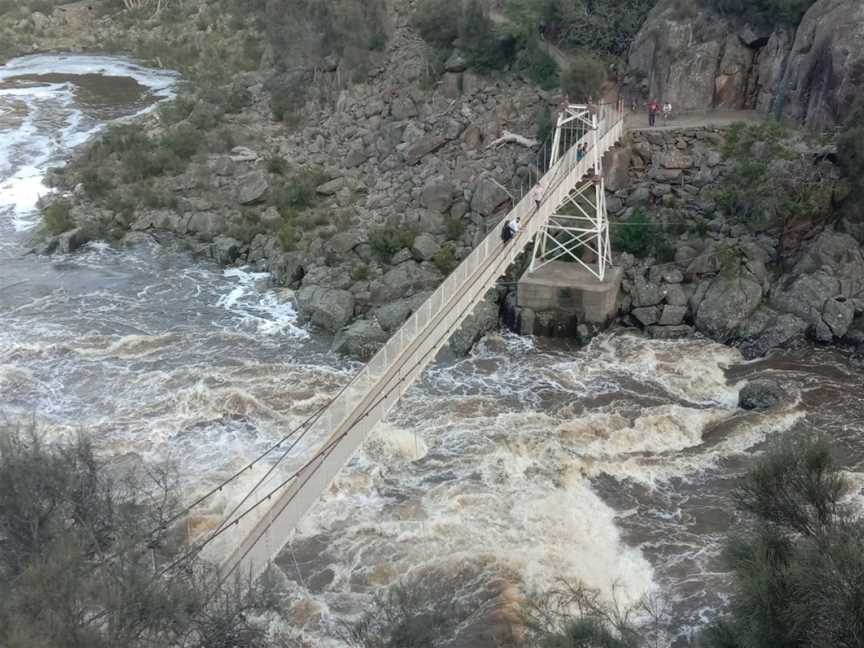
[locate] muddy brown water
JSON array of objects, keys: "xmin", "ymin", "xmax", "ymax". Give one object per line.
[{"xmin": 1, "ymin": 54, "xmax": 863, "ymax": 647}]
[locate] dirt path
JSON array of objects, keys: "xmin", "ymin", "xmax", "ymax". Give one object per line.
[{"xmin": 625, "ymin": 109, "xmax": 762, "ymax": 131}]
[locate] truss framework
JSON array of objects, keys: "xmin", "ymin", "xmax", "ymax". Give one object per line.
[{"xmin": 530, "ymin": 104, "xmax": 612, "ymax": 281}]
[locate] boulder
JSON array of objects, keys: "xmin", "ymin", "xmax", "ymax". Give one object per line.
[
  {"xmin": 779, "ymin": 0, "xmax": 864, "ymax": 129},
  {"xmin": 370, "ymin": 262, "xmax": 441, "ymax": 303},
  {"xmin": 411, "ymin": 233, "xmax": 440, "ymax": 261},
  {"xmin": 739, "ymin": 379, "xmax": 786, "ymax": 410},
  {"xmin": 632, "ymin": 306, "xmax": 659, "ymax": 327},
  {"xmin": 316, "ymin": 177, "xmax": 344, "ymax": 196},
  {"xmin": 56, "ymin": 227, "xmax": 89, "ymax": 254},
  {"xmin": 445, "ymin": 50, "xmax": 468, "ymax": 72},
  {"xmin": 449, "ymin": 299, "xmax": 499, "ymax": 355},
  {"xmin": 237, "ymin": 170, "xmax": 269, "ymax": 204},
  {"xmin": 659, "ymin": 305, "xmax": 687, "ymax": 326},
  {"xmin": 296, "ymin": 286, "xmax": 355, "ymax": 333},
  {"xmin": 374, "ymin": 293, "xmax": 430, "ymax": 332},
  {"xmin": 391, "ymin": 96, "xmax": 417, "ymax": 120},
  {"xmin": 739, "ymin": 312, "xmax": 808, "ymax": 359},
  {"xmin": 470, "ymin": 177, "xmax": 510, "ymax": 216},
  {"xmin": 210, "ymin": 236, "xmax": 243, "ymax": 265},
  {"xmin": 331, "ymin": 319, "xmax": 388, "ymax": 359},
  {"xmin": 404, "ymin": 135, "xmax": 448, "ymax": 165},
  {"xmin": 421, "ymin": 179, "xmax": 454, "ymax": 213},
  {"xmin": 693, "ymin": 276, "xmax": 763, "ymax": 342}
]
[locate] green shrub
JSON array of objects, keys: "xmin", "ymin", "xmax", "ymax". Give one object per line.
[
  {"xmin": 560, "ymin": 55, "xmax": 606, "ymax": 101},
  {"xmin": 524, "ymin": 37, "xmax": 559, "ymax": 90},
  {"xmin": 369, "ymin": 225, "xmax": 415, "ymax": 261},
  {"xmin": 702, "ymin": 434, "xmax": 864, "ymax": 648},
  {"xmin": 42, "ymin": 199, "xmax": 74, "ymax": 235},
  {"xmin": 160, "ymin": 124, "xmax": 200, "ymax": 160},
  {"xmin": 158, "ymin": 96, "xmax": 197, "ymax": 125},
  {"xmin": 277, "ymin": 219, "xmax": 298, "ymax": 251},
  {"xmin": 432, "ymin": 242, "xmax": 459, "ymax": 275},
  {"xmin": 413, "ymin": 0, "xmax": 459, "ymax": 48},
  {"xmin": 611, "ymin": 209, "xmax": 674, "ymax": 261},
  {"xmin": 272, "ymin": 169, "xmax": 325, "ymax": 214},
  {"xmin": 350, "ymin": 263, "xmax": 370, "ymax": 281},
  {"xmin": 266, "ymin": 156, "xmax": 289, "ymax": 176},
  {"xmin": 445, "ymin": 215, "xmax": 466, "ymax": 241}
]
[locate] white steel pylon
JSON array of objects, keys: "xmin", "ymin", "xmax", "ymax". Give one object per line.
[{"xmin": 530, "ymin": 104, "xmax": 612, "ymax": 281}]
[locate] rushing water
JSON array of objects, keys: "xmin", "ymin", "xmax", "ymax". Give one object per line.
[{"xmin": 2, "ymin": 54, "xmax": 863, "ymax": 646}]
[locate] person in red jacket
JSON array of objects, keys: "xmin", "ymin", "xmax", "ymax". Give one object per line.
[{"xmin": 647, "ymin": 99, "xmax": 660, "ymax": 127}]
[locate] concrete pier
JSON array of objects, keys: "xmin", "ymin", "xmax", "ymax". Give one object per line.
[{"xmin": 514, "ymin": 262, "xmax": 623, "ymax": 336}]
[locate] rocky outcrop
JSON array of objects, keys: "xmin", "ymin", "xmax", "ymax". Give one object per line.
[
  {"xmin": 739, "ymin": 379, "xmax": 786, "ymax": 409},
  {"xmin": 780, "ymin": 0, "xmax": 864, "ymax": 129},
  {"xmin": 627, "ymin": 0, "xmax": 864, "ymax": 127}
]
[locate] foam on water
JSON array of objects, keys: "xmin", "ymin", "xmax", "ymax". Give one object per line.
[
  {"xmin": 218, "ymin": 268, "xmax": 308, "ymax": 338},
  {"xmin": 0, "ymin": 53, "xmax": 176, "ymax": 230}
]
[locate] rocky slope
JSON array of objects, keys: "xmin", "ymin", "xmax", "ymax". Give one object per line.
[{"xmin": 627, "ymin": 0, "xmax": 864, "ymax": 129}]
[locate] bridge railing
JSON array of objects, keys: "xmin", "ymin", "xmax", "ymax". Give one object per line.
[{"xmin": 215, "ymin": 102, "xmax": 626, "ymax": 581}]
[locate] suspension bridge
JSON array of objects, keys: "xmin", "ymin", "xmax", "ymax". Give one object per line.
[{"xmin": 205, "ymin": 101, "xmax": 627, "ymax": 586}]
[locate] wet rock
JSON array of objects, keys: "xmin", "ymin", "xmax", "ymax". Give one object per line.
[
  {"xmin": 739, "ymin": 312, "xmax": 808, "ymax": 359},
  {"xmin": 632, "ymin": 306, "xmax": 659, "ymax": 327},
  {"xmin": 296, "ymin": 286, "xmax": 355, "ymax": 333},
  {"xmin": 739, "ymin": 379, "xmax": 786, "ymax": 410},
  {"xmin": 647, "ymin": 324, "xmax": 693, "ymax": 340},
  {"xmin": 693, "ymin": 276, "xmax": 763, "ymax": 343},
  {"xmin": 331, "ymin": 319, "xmax": 388, "ymax": 359},
  {"xmin": 56, "ymin": 227, "xmax": 89, "ymax": 253},
  {"xmin": 209, "ymin": 236, "xmax": 243, "ymax": 265},
  {"xmin": 449, "ymin": 299, "xmax": 499, "ymax": 355}
]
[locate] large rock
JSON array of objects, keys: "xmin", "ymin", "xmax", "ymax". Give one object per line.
[
  {"xmin": 374, "ymin": 293, "xmax": 430, "ymax": 332},
  {"xmin": 421, "ymin": 179, "xmax": 454, "ymax": 213},
  {"xmin": 296, "ymin": 286, "xmax": 355, "ymax": 333},
  {"xmin": 693, "ymin": 276, "xmax": 763, "ymax": 342},
  {"xmin": 740, "ymin": 310, "xmax": 809, "ymax": 359},
  {"xmin": 404, "ymin": 135, "xmax": 448, "ymax": 165},
  {"xmin": 739, "ymin": 379, "xmax": 786, "ymax": 410},
  {"xmin": 449, "ymin": 299, "xmax": 499, "ymax": 355},
  {"xmin": 779, "ymin": 0, "xmax": 864, "ymax": 128},
  {"xmin": 210, "ymin": 236, "xmax": 242, "ymax": 265},
  {"xmin": 369, "ymin": 262, "xmax": 441, "ymax": 303},
  {"xmin": 470, "ymin": 177, "xmax": 509, "ymax": 216},
  {"xmin": 237, "ymin": 170, "xmax": 269, "ymax": 204},
  {"xmin": 331, "ymin": 319, "xmax": 388, "ymax": 359},
  {"xmin": 411, "ymin": 233, "xmax": 440, "ymax": 261},
  {"xmin": 628, "ymin": 0, "xmax": 864, "ymax": 125}
]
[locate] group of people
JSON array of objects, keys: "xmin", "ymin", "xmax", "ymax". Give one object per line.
[{"xmin": 646, "ymin": 99, "xmax": 673, "ymax": 127}]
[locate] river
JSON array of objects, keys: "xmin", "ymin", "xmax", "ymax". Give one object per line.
[{"xmin": 1, "ymin": 54, "xmax": 863, "ymax": 646}]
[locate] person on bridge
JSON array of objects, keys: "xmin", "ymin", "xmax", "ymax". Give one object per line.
[
  {"xmin": 647, "ymin": 99, "xmax": 660, "ymax": 127},
  {"xmin": 501, "ymin": 216, "xmax": 520, "ymax": 243},
  {"xmin": 533, "ymin": 184, "xmax": 544, "ymax": 212}
]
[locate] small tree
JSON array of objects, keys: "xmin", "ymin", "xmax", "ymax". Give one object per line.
[
  {"xmin": 560, "ymin": 55, "xmax": 606, "ymax": 102},
  {"xmin": 702, "ymin": 435, "xmax": 864, "ymax": 648}
]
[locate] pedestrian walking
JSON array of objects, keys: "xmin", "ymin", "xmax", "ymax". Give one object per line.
[
  {"xmin": 662, "ymin": 101, "xmax": 672, "ymax": 122},
  {"xmin": 647, "ymin": 99, "xmax": 660, "ymax": 127}
]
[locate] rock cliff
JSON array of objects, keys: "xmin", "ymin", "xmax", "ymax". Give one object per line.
[{"xmin": 628, "ymin": 0, "xmax": 864, "ymax": 128}]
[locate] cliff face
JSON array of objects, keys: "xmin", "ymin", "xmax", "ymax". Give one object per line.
[{"xmin": 628, "ymin": 0, "xmax": 864, "ymax": 128}]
